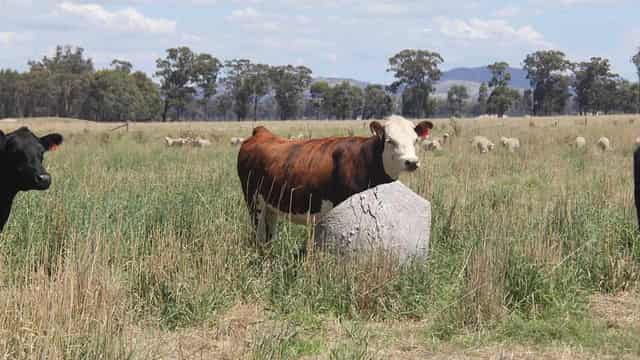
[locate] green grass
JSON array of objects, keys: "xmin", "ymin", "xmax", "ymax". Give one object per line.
[{"xmin": 1, "ymin": 115, "xmax": 639, "ymax": 358}]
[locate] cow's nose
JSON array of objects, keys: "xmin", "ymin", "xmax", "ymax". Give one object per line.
[
  {"xmin": 405, "ymin": 160, "xmax": 419, "ymax": 171},
  {"xmin": 36, "ymin": 174, "xmax": 51, "ymax": 188}
]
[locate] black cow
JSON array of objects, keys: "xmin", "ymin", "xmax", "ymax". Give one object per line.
[{"xmin": 0, "ymin": 127, "xmax": 63, "ymax": 232}]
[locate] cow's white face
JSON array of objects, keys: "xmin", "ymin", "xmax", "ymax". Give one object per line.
[{"xmin": 370, "ymin": 116, "xmax": 433, "ymax": 179}]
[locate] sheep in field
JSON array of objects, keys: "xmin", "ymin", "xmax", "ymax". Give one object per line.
[
  {"xmin": 596, "ymin": 137, "xmax": 611, "ymax": 151},
  {"xmin": 230, "ymin": 137, "xmax": 245, "ymax": 146},
  {"xmin": 575, "ymin": 136, "xmax": 586, "ymax": 148},
  {"xmin": 471, "ymin": 136, "xmax": 494, "ymax": 154},
  {"xmin": 422, "ymin": 139, "xmax": 443, "ymax": 151},
  {"xmin": 500, "ymin": 136, "xmax": 520, "ymax": 152}
]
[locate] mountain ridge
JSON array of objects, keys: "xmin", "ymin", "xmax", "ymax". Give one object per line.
[{"xmin": 314, "ymin": 66, "xmax": 531, "ymax": 98}]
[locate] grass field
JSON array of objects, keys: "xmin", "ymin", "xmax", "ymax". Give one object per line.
[{"xmin": 1, "ymin": 115, "xmax": 640, "ymax": 359}]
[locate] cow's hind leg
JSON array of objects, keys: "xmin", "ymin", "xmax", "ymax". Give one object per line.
[{"xmin": 253, "ymin": 195, "xmax": 278, "ymax": 247}]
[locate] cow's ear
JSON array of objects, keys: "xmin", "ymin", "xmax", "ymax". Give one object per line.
[
  {"xmin": 414, "ymin": 121, "xmax": 433, "ymax": 139},
  {"xmin": 369, "ymin": 121, "xmax": 385, "ymax": 140},
  {"xmin": 0, "ymin": 131, "xmax": 6, "ymax": 152},
  {"xmin": 40, "ymin": 133, "xmax": 63, "ymax": 152}
]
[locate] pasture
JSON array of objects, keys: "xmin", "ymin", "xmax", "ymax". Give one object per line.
[{"xmin": 1, "ymin": 115, "xmax": 640, "ymax": 359}]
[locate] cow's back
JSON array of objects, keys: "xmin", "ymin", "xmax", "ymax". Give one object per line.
[{"xmin": 237, "ymin": 127, "xmax": 369, "ymax": 215}]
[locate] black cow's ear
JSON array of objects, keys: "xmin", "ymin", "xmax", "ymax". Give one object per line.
[
  {"xmin": 414, "ymin": 121, "xmax": 433, "ymax": 139},
  {"xmin": 370, "ymin": 121, "xmax": 385, "ymax": 140},
  {"xmin": 0, "ymin": 131, "xmax": 5, "ymax": 151},
  {"xmin": 40, "ymin": 133, "xmax": 63, "ymax": 152}
]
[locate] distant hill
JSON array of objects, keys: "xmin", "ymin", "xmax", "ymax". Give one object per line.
[
  {"xmin": 206, "ymin": 67, "xmax": 531, "ymax": 100},
  {"xmin": 312, "ymin": 67, "xmax": 531, "ymax": 99},
  {"xmin": 441, "ymin": 66, "xmax": 530, "ymax": 89},
  {"xmin": 313, "ymin": 77, "xmax": 371, "ymax": 89}
]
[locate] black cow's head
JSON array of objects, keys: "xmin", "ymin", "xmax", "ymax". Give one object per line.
[{"xmin": 0, "ymin": 127, "xmax": 63, "ymax": 192}]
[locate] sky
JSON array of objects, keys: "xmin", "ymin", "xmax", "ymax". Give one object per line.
[{"xmin": 1, "ymin": 0, "xmax": 639, "ymax": 84}]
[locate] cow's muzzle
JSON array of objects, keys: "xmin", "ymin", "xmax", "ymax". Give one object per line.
[
  {"xmin": 34, "ymin": 173, "xmax": 51, "ymax": 190},
  {"xmin": 404, "ymin": 160, "xmax": 419, "ymax": 172}
]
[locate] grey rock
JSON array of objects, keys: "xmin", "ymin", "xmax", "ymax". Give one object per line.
[{"xmin": 314, "ymin": 181, "xmax": 431, "ymax": 264}]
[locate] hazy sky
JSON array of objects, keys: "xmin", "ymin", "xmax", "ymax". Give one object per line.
[{"xmin": 1, "ymin": 0, "xmax": 638, "ymax": 84}]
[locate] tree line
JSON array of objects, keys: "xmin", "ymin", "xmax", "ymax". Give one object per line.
[{"xmin": 0, "ymin": 45, "xmax": 639, "ymax": 121}]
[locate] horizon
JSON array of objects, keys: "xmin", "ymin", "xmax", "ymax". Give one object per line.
[{"xmin": 1, "ymin": 1, "xmax": 639, "ymax": 84}]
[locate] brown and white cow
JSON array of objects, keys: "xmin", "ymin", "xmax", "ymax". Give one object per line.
[{"xmin": 237, "ymin": 115, "xmax": 433, "ymax": 243}]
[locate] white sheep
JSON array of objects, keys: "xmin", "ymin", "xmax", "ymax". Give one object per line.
[
  {"xmin": 422, "ymin": 139, "xmax": 442, "ymax": 151},
  {"xmin": 441, "ymin": 133, "xmax": 450, "ymax": 145},
  {"xmin": 422, "ymin": 132, "xmax": 449, "ymax": 152},
  {"xmin": 165, "ymin": 136, "xmax": 189, "ymax": 147},
  {"xmin": 471, "ymin": 136, "xmax": 494, "ymax": 154},
  {"xmin": 193, "ymin": 138, "xmax": 212, "ymax": 147},
  {"xmin": 230, "ymin": 137, "xmax": 245, "ymax": 146},
  {"xmin": 596, "ymin": 137, "xmax": 611, "ymax": 151},
  {"xmin": 573, "ymin": 136, "xmax": 586, "ymax": 148},
  {"xmin": 500, "ymin": 136, "xmax": 520, "ymax": 152}
]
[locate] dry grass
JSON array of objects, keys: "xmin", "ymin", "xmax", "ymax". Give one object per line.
[{"xmin": 1, "ymin": 114, "xmax": 640, "ymax": 358}]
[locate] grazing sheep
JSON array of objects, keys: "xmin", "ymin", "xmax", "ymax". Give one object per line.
[
  {"xmin": 165, "ymin": 136, "xmax": 189, "ymax": 147},
  {"xmin": 422, "ymin": 139, "xmax": 442, "ymax": 151},
  {"xmin": 230, "ymin": 137, "xmax": 245, "ymax": 146},
  {"xmin": 422, "ymin": 132, "xmax": 450, "ymax": 152},
  {"xmin": 166, "ymin": 136, "xmax": 212, "ymax": 147},
  {"xmin": 596, "ymin": 137, "xmax": 611, "ymax": 151},
  {"xmin": 500, "ymin": 136, "xmax": 520, "ymax": 152},
  {"xmin": 471, "ymin": 136, "xmax": 494, "ymax": 154},
  {"xmin": 574, "ymin": 136, "xmax": 586, "ymax": 148},
  {"xmin": 193, "ymin": 138, "xmax": 211, "ymax": 147},
  {"xmin": 441, "ymin": 133, "xmax": 450, "ymax": 145}
]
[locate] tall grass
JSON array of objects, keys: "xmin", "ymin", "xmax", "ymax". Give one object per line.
[{"xmin": 0, "ymin": 115, "xmax": 639, "ymax": 357}]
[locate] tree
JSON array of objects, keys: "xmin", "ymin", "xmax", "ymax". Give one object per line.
[
  {"xmin": 131, "ymin": 71, "xmax": 162, "ymax": 121},
  {"xmin": 362, "ymin": 84, "xmax": 393, "ymax": 119},
  {"xmin": 487, "ymin": 87, "xmax": 520, "ymax": 118},
  {"xmin": 632, "ymin": 48, "xmax": 640, "ymax": 113},
  {"xmin": 246, "ymin": 63, "xmax": 270, "ymax": 121},
  {"xmin": 268, "ymin": 65, "xmax": 312, "ymax": 120},
  {"xmin": 477, "ymin": 82, "xmax": 489, "ymax": 115},
  {"xmin": 81, "ymin": 64, "xmax": 161, "ymax": 122},
  {"xmin": 486, "ymin": 62, "xmax": 519, "ymax": 118},
  {"xmin": 523, "ymin": 50, "xmax": 572, "ymax": 115},
  {"xmin": 111, "ymin": 59, "xmax": 133, "ymax": 74},
  {"xmin": 310, "ymin": 81, "xmax": 330, "ymax": 119},
  {"xmin": 520, "ymin": 89, "xmax": 534, "ymax": 115},
  {"xmin": 192, "ymin": 53, "xmax": 222, "ymax": 120},
  {"xmin": 155, "ymin": 47, "xmax": 197, "ymax": 121},
  {"xmin": 387, "ymin": 49, "xmax": 443, "ymax": 118},
  {"xmin": 16, "ymin": 64, "xmax": 54, "ymax": 117},
  {"xmin": 0, "ymin": 69, "xmax": 20, "ymax": 118},
  {"xmin": 324, "ymin": 82, "xmax": 363, "ymax": 120},
  {"xmin": 446, "ymin": 85, "xmax": 469, "ymax": 117},
  {"xmin": 29, "ymin": 45, "xmax": 94, "ymax": 117},
  {"xmin": 223, "ymin": 59, "xmax": 253, "ymax": 121},
  {"xmin": 213, "ymin": 93, "xmax": 233, "ymax": 120},
  {"xmin": 573, "ymin": 57, "xmax": 616, "ymax": 115},
  {"xmin": 618, "ymin": 81, "xmax": 640, "ymax": 113},
  {"xmin": 487, "ymin": 62, "xmax": 511, "ymax": 88},
  {"xmin": 82, "ymin": 69, "xmax": 143, "ymax": 121}
]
